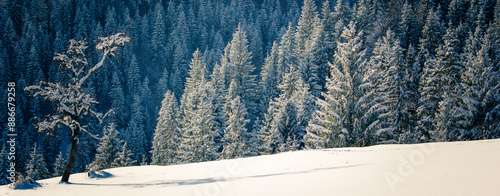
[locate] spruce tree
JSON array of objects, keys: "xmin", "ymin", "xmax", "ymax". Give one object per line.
[
  {"xmin": 25, "ymin": 144, "xmax": 50, "ymax": 181},
  {"xmin": 178, "ymin": 51, "xmax": 220, "ymax": 163},
  {"xmin": 433, "ymin": 28, "xmax": 465, "ymax": 141},
  {"xmin": 184, "ymin": 49, "xmax": 208, "ymax": 93},
  {"xmin": 127, "ymin": 54, "xmax": 140, "ymax": 93},
  {"xmin": 125, "ymin": 94, "xmax": 147, "ymax": 162},
  {"xmin": 111, "ymin": 143, "xmax": 137, "ymax": 167},
  {"xmin": 398, "ymin": 1, "xmax": 416, "ymax": 49},
  {"xmin": 110, "ymin": 71, "xmax": 125, "ymax": 127},
  {"xmin": 222, "ymin": 83, "xmax": 250, "ymax": 159},
  {"xmin": 151, "ymin": 2, "xmax": 168, "ymax": 70},
  {"xmin": 220, "ymin": 24, "xmax": 259, "ymax": 126},
  {"xmin": 416, "ymin": 50, "xmax": 440, "ymax": 142},
  {"xmin": 152, "ymin": 90, "xmax": 181, "ymax": 165},
  {"xmin": 295, "ymin": 0, "xmax": 322, "ymax": 96},
  {"xmin": 296, "ymin": 0, "xmax": 318, "ymax": 53},
  {"xmin": 0, "ymin": 145, "xmax": 8, "ymax": 185},
  {"xmin": 259, "ymin": 42, "xmax": 280, "ymax": 112},
  {"xmin": 462, "ymin": 27, "xmax": 500, "ymax": 139},
  {"xmin": 278, "ymin": 24, "xmax": 299, "ymax": 81},
  {"xmin": 88, "ymin": 123, "xmax": 123, "ymax": 171},
  {"xmin": 262, "ymin": 67, "xmax": 314, "ymax": 154},
  {"xmin": 306, "ymin": 22, "xmax": 367, "ymax": 148},
  {"xmin": 358, "ymin": 30, "xmax": 410, "ymax": 145},
  {"xmin": 420, "ymin": 6, "xmax": 445, "ymax": 57},
  {"xmin": 53, "ymin": 152, "xmax": 66, "ymax": 177}
]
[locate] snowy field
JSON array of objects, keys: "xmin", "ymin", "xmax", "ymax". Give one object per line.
[{"xmin": 2, "ymin": 139, "xmax": 500, "ymax": 196}]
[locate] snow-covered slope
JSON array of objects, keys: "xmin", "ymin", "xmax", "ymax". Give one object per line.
[{"xmin": 2, "ymin": 139, "xmax": 500, "ymax": 196}]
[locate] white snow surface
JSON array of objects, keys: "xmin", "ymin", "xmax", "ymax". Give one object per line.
[{"xmin": 2, "ymin": 139, "xmax": 500, "ymax": 196}]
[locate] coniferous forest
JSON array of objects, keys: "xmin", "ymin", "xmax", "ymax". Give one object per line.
[{"xmin": 0, "ymin": 0, "xmax": 499, "ymax": 184}]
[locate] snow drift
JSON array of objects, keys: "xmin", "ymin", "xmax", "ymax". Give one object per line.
[{"xmin": 2, "ymin": 139, "xmax": 499, "ymax": 196}]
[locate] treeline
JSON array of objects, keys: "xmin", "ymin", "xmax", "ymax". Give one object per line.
[
  {"xmin": 152, "ymin": 0, "xmax": 500, "ymax": 165},
  {"xmin": 1, "ymin": 0, "xmax": 500, "ymax": 184}
]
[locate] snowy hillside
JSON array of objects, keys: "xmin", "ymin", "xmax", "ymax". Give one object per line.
[{"xmin": 2, "ymin": 139, "xmax": 499, "ymax": 196}]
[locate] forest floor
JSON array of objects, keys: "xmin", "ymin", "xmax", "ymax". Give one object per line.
[{"xmin": 2, "ymin": 138, "xmax": 500, "ymax": 196}]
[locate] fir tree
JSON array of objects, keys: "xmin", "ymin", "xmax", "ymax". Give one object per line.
[
  {"xmin": 125, "ymin": 94, "xmax": 147, "ymax": 162},
  {"xmin": 156, "ymin": 68, "xmax": 170, "ymax": 102},
  {"xmin": 447, "ymin": 0, "xmax": 467, "ymax": 27},
  {"xmin": 184, "ymin": 49, "xmax": 208, "ymax": 93},
  {"xmin": 178, "ymin": 51, "xmax": 220, "ymax": 163},
  {"xmin": 420, "ymin": 6, "xmax": 445, "ymax": 57},
  {"xmin": 433, "ymin": 28, "xmax": 465, "ymax": 141},
  {"xmin": 110, "ymin": 71, "xmax": 125, "ymax": 127},
  {"xmin": 53, "ymin": 152, "xmax": 66, "ymax": 177},
  {"xmin": 259, "ymin": 42, "xmax": 280, "ymax": 112},
  {"xmin": 152, "ymin": 90, "xmax": 181, "ymax": 165},
  {"xmin": 416, "ymin": 51, "xmax": 440, "ymax": 142},
  {"xmin": 25, "ymin": 144, "xmax": 50, "ymax": 181},
  {"xmin": 0, "ymin": 145, "xmax": 8, "ymax": 185},
  {"xmin": 358, "ymin": 30, "xmax": 411, "ymax": 145},
  {"xmin": 222, "ymin": 87, "xmax": 250, "ymax": 159},
  {"xmin": 262, "ymin": 67, "xmax": 314, "ymax": 154},
  {"xmin": 220, "ymin": 24, "xmax": 259, "ymax": 127},
  {"xmin": 398, "ymin": 1, "xmax": 417, "ymax": 49},
  {"xmin": 296, "ymin": 0, "xmax": 322, "ymax": 96},
  {"xmin": 278, "ymin": 24, "xmax": 299, "ymax": 80},
  {"xmin": 306, "ymin": 22, "xmax": 367, "ymax": 148},
  {"xmin": 111, "ymin": 143, "xmax": 137, "ymax": 168},
  {"xmin": 296, "ymin": 0, "xmax": 318, "ymax": 53},
  {"xmin": 151, "ymin": 2, "xmax": 168, "ymax": 70},
  {"xmin": 88, "ymin": 123, "xmax": 123, "ymax": 171},
  {"xmin": 462, "ymin": 28, "xmax": 500, "ymax": 139},
  {"xmin": 127, "ymin": 54, "xmax": 140, "ymax": 93}
]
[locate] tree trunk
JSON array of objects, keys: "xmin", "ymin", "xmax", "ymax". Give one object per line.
[{"xmin": 61, "ymin": 134, "xmax": 79, "ymax": 182}]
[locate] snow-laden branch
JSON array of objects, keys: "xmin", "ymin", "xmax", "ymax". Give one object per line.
[
  {"xmin": 81, "ymin": 126, "xmax": 100, "ymax": 140},
  {"xmin": 78, "ymin": 33, "xmax": 130, "ymax": 87},
  {"xmin": 26, "ymin": 33, "xmax": 130, "ymax": 137}
]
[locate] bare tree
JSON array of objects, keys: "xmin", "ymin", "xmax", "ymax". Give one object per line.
[{"xmin": 26, "ymin": 33, "xmax": 129, "ymax": 183}]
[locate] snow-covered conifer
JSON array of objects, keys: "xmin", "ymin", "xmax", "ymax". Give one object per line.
[
  {"xmin": 358, "ymin": 30, "xmax": 410, "ymax": 145},
  {"xmin": 53, "ymin": 152, "xmax": 66, "ymax": 177},
  {"xmin": 220, "ymin": 25, "xmax": 259, "ymax": 126},
  {"xmin": 262, "ymin": 67, "xmax": 314, "ymax": 153},
  {"xmin": 25, "ymin": 144, "xmax": 50, "ymax": 181},
  {"xmin": 433, "ymin": 28, "xmax": 465, "ymax": 141},
  {"xmin": 127, "ymin": 54, "xmax": 140, "ymax": 93},
  {"xmin": 222, "ymin": 91, "xmax": 249, "ymax": 159},
  {"xmin": 306, "ymin": 22, "xmax": 367, "ymax": 148},
  {"xmin": 89, "ymin": 123, "xmax": 123, "ymax": 170},
  {"xmin": 420, "ymin": 6, "xmax": 445, "ymax": 56},
  {"xmin": 295, "ymin": 0, "xmax": 322, "ymax": 97},
  {"xmin": 0, "ymin": 145, "xmax": 8, "ymax": 185},
  {"xmin": 259, "ymin": 42, "xmax": 280, "ymax": 112},
  {"xmin": 110, "ymin": 71, "xmax": 125, "ymax": 126},
  {"xmin": 462, "ymin": 27, "xmax": 500, "ymax": 139},
  {"xmin": 112, "ymin": 143, "xmax": 137, "ymax": 167},
  {"xmin": 125, "ymin": 94, "xmax": 147, "ymax": 162},
  {"xmin": 152, "ymin": 90, "xmax": 180, "ymax": 165},
  {"xmin": 178, "ymin": 51, "xmax": 220, "ymax": 163}
]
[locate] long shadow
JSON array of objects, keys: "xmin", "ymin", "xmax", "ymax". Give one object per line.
[{"xmin": 69, "ymin": 164, "xmax": 365, "ymax": 188}]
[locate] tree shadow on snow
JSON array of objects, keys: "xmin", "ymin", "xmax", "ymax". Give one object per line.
[
  {"xmin": 69, "ymin": 164, "xmax": 365, "ymax": 188},
  {"xmin": 88, "ymin": 170, "xmax": 114, "ymax": 179},
  {"xmin": 12, "ymin": 179, "xmax": 43, "ymax": 190}
]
